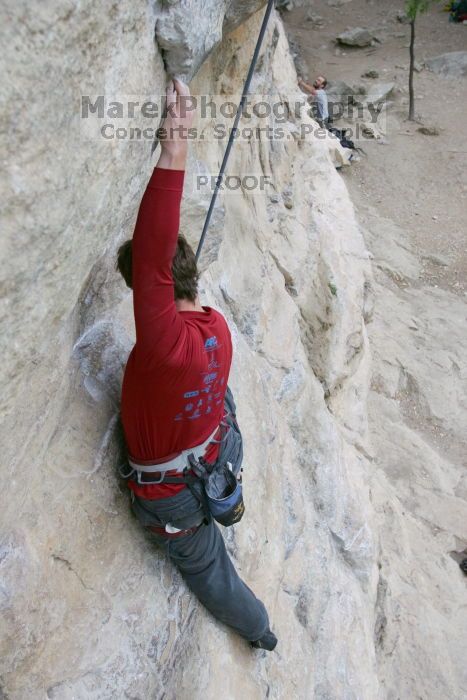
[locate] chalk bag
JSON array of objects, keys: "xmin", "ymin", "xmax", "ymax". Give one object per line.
[{"xmin": 205, "ymin": 466, "xmax": 245, "ymax": 527}]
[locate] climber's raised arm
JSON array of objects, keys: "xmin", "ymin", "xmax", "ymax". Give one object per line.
[
  {"xmin": 131, "ymin": 79, "xmax": 194, "ymax": 363},
  {"xmin": 298, "ymin": 77, "xmax": 316, "ymax": 96}
]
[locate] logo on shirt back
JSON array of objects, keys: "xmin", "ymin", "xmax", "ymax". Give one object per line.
[
  {"xmin": 184, "ymin": 390, "xmax": 199, "ymax": 398},
  {"xmin": 173, "ymin": 334, "xmax": 226, "ymax": 422},
  {"xmin": 204, "ymin": 336, "xmax": 218, "ymax": 350}
]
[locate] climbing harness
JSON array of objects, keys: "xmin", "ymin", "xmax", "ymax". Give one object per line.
[
  {"xmin": 195, "ymin": 0, "xmax": 275, "ymax": 262},
  {"xmin": 123, "ymin": 389, "xmax": 245, "ymax": 528},
  {"xmin": 127, "ymin": 424, "xmax": 220, "ymax": 484}
]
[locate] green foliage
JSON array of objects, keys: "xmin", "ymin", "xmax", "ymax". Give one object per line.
[
  {"xmin": 328, "ymin": 282, "xmax": 337, "ymax": 297},
  {"xmin": 405, "ymin": 0, "xmax": 433, "ymax": 20}
]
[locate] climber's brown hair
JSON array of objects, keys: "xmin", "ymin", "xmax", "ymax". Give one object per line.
[{"xmin": 116, "ymin": 236, "xmax": 199, "ymax": 302}]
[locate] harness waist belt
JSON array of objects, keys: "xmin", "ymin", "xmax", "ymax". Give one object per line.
[{"xmin": 128, "ymin": 425, "xmax": 220, "ymax": 475}]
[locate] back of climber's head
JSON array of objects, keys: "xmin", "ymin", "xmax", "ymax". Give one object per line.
[
  {"xmin": 171, "ymin": 235, "xmax": 199, "ymax": 302},
  {"xmin": 116, "ymin": 236, "xmax": 199, "ymax": 302}
]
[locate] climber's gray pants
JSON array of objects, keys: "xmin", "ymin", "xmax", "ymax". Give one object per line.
[{"xmin": 132, "ymin": 488, "xmax": 269, "ymax": 642}]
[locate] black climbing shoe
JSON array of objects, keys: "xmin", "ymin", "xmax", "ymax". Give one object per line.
[
  {"xmin": 250, "ymin": 629, "xmax": 278, "ymax": 651},
  {"xmin": 460, "ymin": 558, "xmax": 467, "ymax": 575}
]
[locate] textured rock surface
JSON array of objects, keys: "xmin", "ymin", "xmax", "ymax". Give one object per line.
[
  {"xmin": 356, "ymin": 203, "xmax": 467, "ymax": 700},
  {"xmin": 155, "ymin": 0, "xmax": 268, "ymax": 79},
  {"xmin": 337, "ymin": 27, "xmax": 373, "ymax": 47},
  {"xmin": 1, "ymin": 1, "xmax": 465, "ymax": 699},
  {"xmin": 425, "ymin": 51, "xmax": 467, "ymax": 78},
  {"xmin": 364, "ymin": 82, "xmax": 395, "ymax": 106}
]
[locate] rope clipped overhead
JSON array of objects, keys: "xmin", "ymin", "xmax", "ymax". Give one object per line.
[{"xmin": 196, "ymin": 0, "xmax": 276, "ymax": 262}]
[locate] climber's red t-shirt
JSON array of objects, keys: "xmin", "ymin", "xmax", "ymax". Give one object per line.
[{"xmin": 121, "ymin": 167, "xmax": 232, "ymax": 499}]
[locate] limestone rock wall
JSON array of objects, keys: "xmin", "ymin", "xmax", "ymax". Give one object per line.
[
  {"xmin": 358, "ymin": 204, "xmax": 467, "ymax": 700},
  {"xmin": 1, "ymin": 2, "xmax": 378, "ymax": 698}
]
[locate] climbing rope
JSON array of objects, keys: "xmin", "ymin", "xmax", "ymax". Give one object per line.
[{"xmin": 195, "ymin": 0, "xmax": 276, "ymax": 262}]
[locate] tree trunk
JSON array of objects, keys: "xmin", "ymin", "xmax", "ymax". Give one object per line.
[{"xmin": 408, "ymin": 18, "xmax": 416, "ymax": 121}]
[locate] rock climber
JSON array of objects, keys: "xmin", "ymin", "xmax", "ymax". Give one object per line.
[
  {"xmin": 298, "ymin": 74, "xmax": 330, "ymax": 128},
  {"xmin": 116, "ymin": 78, "xmax": 277, "ymax": 651}
]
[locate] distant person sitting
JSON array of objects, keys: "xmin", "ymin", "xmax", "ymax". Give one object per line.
[{"xmin": 298, "ymin": 75, "xmax": 330, "ymax": 128}]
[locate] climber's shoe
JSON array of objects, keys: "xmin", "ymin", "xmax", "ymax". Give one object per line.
[
  {"xmin": 250, "ymin": 629, "xmax": 278, "ymax": 651},
  {"xmin": 460, "ymin": 558, "xmax": 467, "ymax": 575}
]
